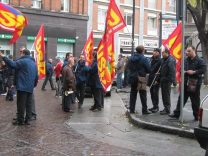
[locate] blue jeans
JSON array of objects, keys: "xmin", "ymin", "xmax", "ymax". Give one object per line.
[{"xmin": 116, "ymin": 73, "xmax": 123, "ymax": 89}]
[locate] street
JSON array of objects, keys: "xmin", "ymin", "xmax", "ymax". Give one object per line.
[{"xmin": 0, "ymin": 84, "xmax": 206, "ymax": 156}]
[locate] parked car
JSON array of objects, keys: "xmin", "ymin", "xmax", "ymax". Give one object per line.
[{"xmin": 194, "ymin": 94, "xmax": 208, "ymax": 156}]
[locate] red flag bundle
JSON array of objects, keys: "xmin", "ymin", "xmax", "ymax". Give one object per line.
[{"xmin": 34, "ymin": 24, "xmax": 46, "ymax": 80}]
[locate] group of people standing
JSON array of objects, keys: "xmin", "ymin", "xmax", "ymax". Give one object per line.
[{"xmin": 127, "ymin": 45, "xmax": 206, "ymax": 121}]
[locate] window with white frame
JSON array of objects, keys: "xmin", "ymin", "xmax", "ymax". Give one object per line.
[
  {"xmin": 61, "ymin": 0, "xmax": 70, "ymax": 12},
  {"xmin": 0, "ymin": 0, "xmax": 9, "ymax": 3},
  {"xmin": 125, "ymin": 0, "xmax": 133, "ymax": 5},
  {"xmin": 148, "ymin": 0, "xmax": 156, "ymax": 9},
  {"xmin": 169, "ymin": 0, "xmax": 176, "ymax": 12},
  {"xmin": 32, "ymin": 0, "xmax": 42, "ymax": 9},
  {"xmin": 124, "ymin": 11, "xmax": 132, "ymax": 33},
  {"xmin": 98, "ymin": 7, "xmax": 107, "ymax": 31},
  {"xmin": 148, "ymin": 14, "xmax": 157, "ymax": 36}
]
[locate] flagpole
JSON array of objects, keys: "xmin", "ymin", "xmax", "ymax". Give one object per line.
[{"xmin": 179, "ymin": 0, "xmax": 186, "ymax": 123}]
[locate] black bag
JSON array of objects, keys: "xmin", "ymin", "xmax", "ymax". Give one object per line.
[
  {"xmin": 187, "ymin": 78, "xmax": 198, "ymax": 92},
  {"xmin": 137, "ymin": 76, "xmax": 147, "ymax": 90}
]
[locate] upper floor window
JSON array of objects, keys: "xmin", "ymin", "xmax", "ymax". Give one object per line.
[
  {"xmin": 148, "ymin": 14, "xmax": 157, "ymax": 36},
  {"xmin": 61, "ymin": 0, "xmax": 70, "ymax": 12},
  {"xmin": 148, "ymin": 0, "xmax": 156, "ymax": 9},
  {"xmin": 124, "ymin": 12, "xmax": 132, "ymax": 33},
  {"xmin": 169, "ymin": 0, "xmax": 176, "ymax": 12},
  {"xmin": 125, "ymin": 0, "xmax": 132, "ymax": 5},
  {"xmin": 0, "ymin": 0, "xmax": 9, "ymax": 3},
  {"xmin": 32, "ymin": 0, "xmax": 42, "ymax": 9},
  {"xmin": 98, "ymin": 7, "xmax": 107, "ymax": 31}
]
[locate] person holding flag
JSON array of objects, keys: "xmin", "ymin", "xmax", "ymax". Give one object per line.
[
  {"xmin": 0, "ymin": 49, "xmax": 38, "ymax": 125},
  {"xmin": 169, "ymin": 46, "xmax": 206, "ymax": 120}
]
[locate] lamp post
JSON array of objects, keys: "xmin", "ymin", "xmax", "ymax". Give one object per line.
[{"xmin": 131, "ymin": 0, "xmax": 135, "ymax": 55}]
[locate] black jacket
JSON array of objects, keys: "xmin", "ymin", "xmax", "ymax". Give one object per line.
[
  {"xmin": 147, "ymin": 56, "xmax": 161, "ymax": 86},
  {"xmin": 184, "ymin": 56, "xmax": 206, "ymax": 85},
  {"xmin": 160, "ymin": 55, "xmax": 176, "ymax": 84},
  {"xmin": 128, "ymin": 53, "xmax": 151, "ymax": 84}
]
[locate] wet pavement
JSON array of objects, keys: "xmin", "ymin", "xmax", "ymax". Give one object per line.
[
  {"xmin": 117, "ymin": 86, "xmax": 208, "ymax": 136},
  {"xmin": 0, "ymin": 85, "xmax": 140, "ymax": 156},
  {"xmin": 0, "ymin": 83, "xmax": 206, "ymax": 156}
]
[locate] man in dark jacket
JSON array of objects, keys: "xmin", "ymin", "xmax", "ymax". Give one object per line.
[
  {"xmin": 169, "ymin": 46, "xmax": 206, "ymax": 120},
  {"xmin": 0, "ymin": 49, "xmax": 38, "ymax": 125},
  {"xmin": 88, "ymin": 52, "xmax": 104, "ymax": 111},
  {"xmin": 41, "ymin": 58, "xmax": 55, "ymax": 91},
  {"xmin": 147, "ymin": 48, "xmax": 162, "ymax": 113},
  {"xmin": 75, "ymin": 54, "xmax": 89, "ymax": 108},
  {"xmin": 128, "ymin": 45, "xmax": 151, "ymax": 114},
  {"xmin": 159, "ymin": 48, "xmax": 176, "ymax": 115}
]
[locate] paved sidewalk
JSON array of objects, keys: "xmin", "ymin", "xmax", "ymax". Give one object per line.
[{"xmin": 116, "ymin": 86, "xmax": 208, "ymax": 139}]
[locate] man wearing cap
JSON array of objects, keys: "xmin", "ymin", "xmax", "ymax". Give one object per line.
[
  {"xmin": 147, "ymin": 48, "xmax": 162, "ymax": 113},
  {"xmin": 0, "ymin": 49, "xmax": 38, "ymax": 125}
]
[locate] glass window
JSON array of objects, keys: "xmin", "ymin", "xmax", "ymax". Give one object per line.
[
  {"xmin": 124, "ymin": 12, "xmax": 132, "ymax": 33},
  {"xmin": 61, "ymin": 0, "xmax": 70, "ymax": 12},
  {"xmin": 98, "ymin": 8, "xmax": 107, "ymax": 31},
  {"xmin": 125, "ymin": 0, "xmax": 132, "ymax": 5},
  {"xmin": 0, "ymin": 0, "xmax": 9, "ymax": 3},
  {"xmin": 148, "ymin": 15, "xmax": 157, "ymax": 36},
  {"xmin": 169, "ymin": 0, "xmax": 176, "ymax": 12},
  {"xmin": 148, "ymin": 0, "xmax": 156, "ymax": 9},
  {"xmin": 57, "ymin": 43, "xmax": 73, "ymax": 61},
  {"xmin": 32, "ymin": 0, "xmax": 42, "ymax": 9}
]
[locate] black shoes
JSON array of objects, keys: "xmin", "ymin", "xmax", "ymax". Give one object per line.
[
  {"xmin": 160, "ymin": 109, "xmax": 170, "ymax": 115},
  {"xmin": 168, "ymin": 113, "xmax": 179, "ymax": 119},
  {"xmin": 41, "ymin": 88, "xmax": 46, "ymax": 91},
  {"xmin": 12, "ymin": 120, "xmax": 24, "ymax": 126},
  {"xmin": 142, "ymin": 110, "xmax": 152, "ymax": 115},
  {"xmin": 148, "ymin": 107, "xmax": 159, "ymax": 113}
]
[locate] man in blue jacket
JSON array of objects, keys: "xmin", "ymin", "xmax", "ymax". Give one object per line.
[
  {"xmin": 0, "ymin": 49, "xmax": 38, "ymax": 125},
  {"xmin": 128, "ymin": 45, "xmax": 151, "ymax": 114}
]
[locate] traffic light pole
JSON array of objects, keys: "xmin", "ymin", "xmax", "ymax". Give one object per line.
[{"xmin": 131, "ymin": 0, "xmax": 135, "ymax": 55}]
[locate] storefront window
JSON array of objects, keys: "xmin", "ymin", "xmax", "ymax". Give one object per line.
[{"xmin": 57, "ymin": 43, "xmax": 73, "ymax": 61}]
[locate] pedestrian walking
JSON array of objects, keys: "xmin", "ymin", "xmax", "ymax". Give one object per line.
[
  {"xmin": 169, "ymin": 46, "xmax": 206, "ymax": 120},
  {"xmin": 0, "ymin": 49, "xmax": 38, "ymax": 125},
  {"xmin": 159, "ymin": 48, "xmax": 176, "ymax": 115},
  {"xmin": 147, "ymin": 48, "xmax": 162, "ymax": 113},
  {"xmin": 128, "ymin": 45, "xmax": 151, "ymax": 115},
  {"xmin": 41, "ymin": 58, "xmax": 55, "ymax": 91}
]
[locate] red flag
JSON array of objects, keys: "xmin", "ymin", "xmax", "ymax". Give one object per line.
[
  {"xmin": 163, "ymin": 22, "xmax": 182, "ymax": 83},
  {"xmin": 105, "ymin": 0, "xmax": 126, "ymax": 34},
  {"xmin": 0, "ymin": 2, "xmax": 28, "ymax": 44},
  {"xmin": 82, "ymin": 31, "xmax": 94, "ymax": 66},
  {"xmin": 34, "ymin": 24, "xmax": 45, "ymax": 80},
  {"xmin": 97, "ymin": 32, "xmax": 116, "ymax": 91}
]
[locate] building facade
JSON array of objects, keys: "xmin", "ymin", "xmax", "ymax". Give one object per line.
[
  {"xmin": 0, "ymin": 0, "xmax": 88, "ymax": 60},
  {"xmin": 89, "ymin": 0, "xmax": 176, "ymax": 57}
]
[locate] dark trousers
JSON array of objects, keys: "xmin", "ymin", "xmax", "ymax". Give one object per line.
[
  {"xmin": 16, "ymin": 91, "xmax": 33, "ymax": 123},
  {"xmin": 161, "ymin": 82, "xmax": 171, "ymax": 112},
  {"xmin": 76, "ymin": 83, "xmax": 86, "ymax": 105},
  {"xmin": 174, "ymin": 85, "xmax": 201, "ymax": 119},
  {"xmin": 150, "ymin": 84, "xmax": 160, "ymax": 108},
  {"xmin": 42, "ymin": 75, "xmax": 55, "ymax": 90},
  {"xmin": 129, "ymin": 82, "xmax": 147, "ymax": 113},
  {"xmin": 92, "ymin": 88, "xmax": 103, "ymax": 109}
]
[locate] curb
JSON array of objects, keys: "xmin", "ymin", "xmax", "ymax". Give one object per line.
[{"xmin": 126, "ymin": 111, "xmax": 195, "ymax": 139}]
